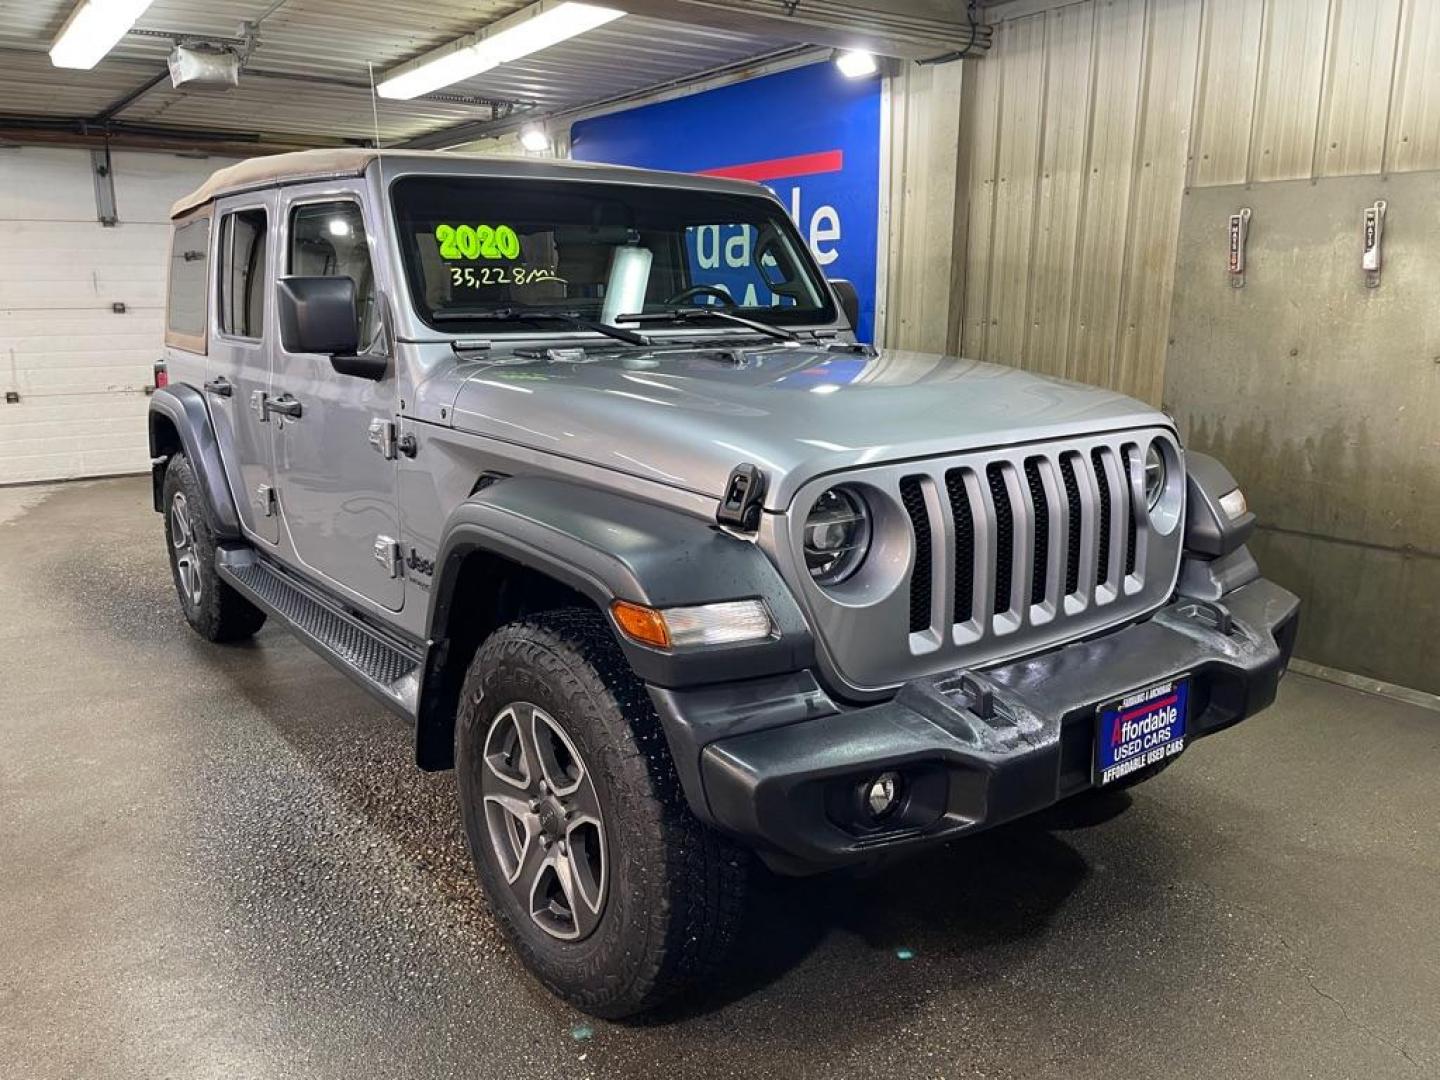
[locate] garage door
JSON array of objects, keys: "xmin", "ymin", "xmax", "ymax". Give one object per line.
[{"xmin": 0, "ymin": 147, "xmax": 237, "ymax": 485}]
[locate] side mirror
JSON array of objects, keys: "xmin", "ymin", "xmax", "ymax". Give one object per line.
[
  {"xmin": 830, "ymin": 278, "xmax": 860, "ymax": 329},
  {"xmin": 276, "ymin": 276, "xmax": 386, "ymax": 380}
]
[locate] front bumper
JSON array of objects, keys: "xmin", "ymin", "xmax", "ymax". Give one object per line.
[{"xmin": 667, "ymin": 577, "xmax": 1299, "ymax": 871}]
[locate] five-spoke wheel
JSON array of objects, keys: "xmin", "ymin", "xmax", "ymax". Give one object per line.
[
  {"xmin": 455, "ymin": 609, "xmax": 748, "ymax": 1017},
  {"xmin": 169, "ymin": 491, "xmax": 202, "ymax": 609},
  {"xmin": 480, "ymin": 702, "xmax": 607, "ymax": 941}
]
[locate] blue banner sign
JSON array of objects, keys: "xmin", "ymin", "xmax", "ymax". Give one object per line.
[{"xmin": 571, "ymin": 61, "xmax": 882, "ymax": 340}]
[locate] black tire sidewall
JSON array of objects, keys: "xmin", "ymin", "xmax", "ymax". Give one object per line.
[
  {"xmin": 163, "ymin": 454, "xmax": 220, "ymax": 633},
  {"xmin": 161, "ymin": 453, "xmax": 264, "ymax": 642},
  {"xmin": 456, "ymin": 619, "xmax": 676, "ymax": 1012}
]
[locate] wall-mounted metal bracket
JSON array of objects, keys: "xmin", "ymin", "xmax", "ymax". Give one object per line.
[
  {"xmin": 1227, "ymin": 207, "xmax": 1251, "ymax": 287},
  {"xmin": 1362, "ymin": 200, "xmax": 1386, "ymax": 288},
  {"xmin": 89, "ymin": 146, "xmax": 118, "ymax": 226}
]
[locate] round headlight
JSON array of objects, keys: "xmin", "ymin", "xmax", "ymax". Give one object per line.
[
  {"xmin": 803, "ymin": 487, "xmax": 870, "ymax": 585},
  {"xmin": 1144, "ymin": 443, "xmax": 1166, "ymax": 510}
]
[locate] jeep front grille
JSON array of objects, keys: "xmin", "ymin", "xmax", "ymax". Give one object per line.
[{"xmin": 779, "ymin": 429, "xmax": 1185, "ymax": 693}]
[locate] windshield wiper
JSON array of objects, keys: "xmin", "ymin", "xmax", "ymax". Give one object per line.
[
  {"xmin": 620, "ymin": 306, "xmax": 798, "ymax": 342},
  {"xmin": 432, "ymin": 306, "xmax": 650, "ymax": 346}
]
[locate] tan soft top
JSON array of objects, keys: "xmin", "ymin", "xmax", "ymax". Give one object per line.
[
  {"xmin": 170, "ymin": 148, "xmax": 379, "ymax": 217},
  {"xmin": 169, "ymin": 147, "xmax": 762, "ymax": 218}
]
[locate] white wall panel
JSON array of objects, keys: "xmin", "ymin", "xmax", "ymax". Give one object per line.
[{"xmin": 0, "ymin": 148, "xmax": 238, "ymax": 484}]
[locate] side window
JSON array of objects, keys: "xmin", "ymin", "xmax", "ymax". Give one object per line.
[
  {"xmin": 217, "ymin": 209, "xmax": 268, "ymax": 338},
  {"xmin": 166, "ymin": 215, "xmax": 210, "ymax": 349},
  {"xmin": 288, "ymin": 202, "xmax": 377, "ymax": 348}
]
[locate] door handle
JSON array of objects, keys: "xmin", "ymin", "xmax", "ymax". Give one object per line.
[
  {"xmin": 203, "ymin": 377, "xmax": 233, "ymax": 397},
  {"xmin": 266, "ymin": 394, "xmax": 303, "ymax": 420}
]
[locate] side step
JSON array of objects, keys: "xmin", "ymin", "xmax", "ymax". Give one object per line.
[{"xmin": 216, "ymin": 546, "xmax": 424, "ymax": 719}]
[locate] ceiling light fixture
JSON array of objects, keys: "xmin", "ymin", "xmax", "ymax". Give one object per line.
[
  {"xmin": 519, "ymin": 126, "xmax": 551, "ymax": 152},
  {"xmin": 50, "ymin": 0, "xmax": 155, "ymax": 70},
  {"xmin": 378, "ymin": 0, "xmax": 625, "ymax": 100},
  {"xmin": 833, "ymin": 49, "xmax": 878, "ymax": 79}
]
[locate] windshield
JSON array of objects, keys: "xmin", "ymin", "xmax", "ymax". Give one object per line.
[{"xmin": 390, "ymin": 176, "xmax": 836, "ymax": 334}]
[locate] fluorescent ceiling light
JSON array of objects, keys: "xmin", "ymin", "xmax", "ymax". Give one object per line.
[
  {"xmin": 519, "ymin": 126, "xmax": 551, "ymax": 152},
  {"xmin": 834, "ymin": 49, "xmax": 878, "ymax": 79},
  {"xmin": 50, "ymin": 0, "xmax": 155, "ymax": 70},
  {"xmin": 378, "ymin": 1, "xmax": 625, "ymax": 100}
]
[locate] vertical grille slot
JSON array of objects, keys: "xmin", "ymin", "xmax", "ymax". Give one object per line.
[
  {"xmin": 986, "ymin": 463, "xmax": 1014, "ymax": 615},
  {"xmin": 1023, "ymin": 458, "xmax": 1049, "ymax": 605},
  {"xmin": 1121, "ymin": 445, "xmax": 1138, "ymax": 576},
  {"xmin": 1059, "ymin": 454, "xmax": 1082, "ymax": 595},
  {"xmin": 944, "ymin": 469, "xmax": 974, "ymax": 624},
  {"xmin": 899, "ymin": 476, "xmax": 932, "ymax": 634},
  {"xmin": 1091, "ymin": 447, "xmax": 1112, "ymax": 586}
]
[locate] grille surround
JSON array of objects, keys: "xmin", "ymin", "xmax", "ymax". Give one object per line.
[{"xmin": 773, "ymin": 428, "xmax": 1186, "ymax": 694}]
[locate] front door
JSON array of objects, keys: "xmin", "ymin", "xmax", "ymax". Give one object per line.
[
  {"xmin": 270, "ymin": 187, "xmax": 403, "ymax": 611},
  {"xmin": 209, "ymin": 196, "xmax": 279, "ymax": 544}
]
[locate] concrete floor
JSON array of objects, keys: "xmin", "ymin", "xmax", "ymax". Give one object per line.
[{"xmin": 2, "ymin": 476, "xmax": 1437, "ymax": 1080}]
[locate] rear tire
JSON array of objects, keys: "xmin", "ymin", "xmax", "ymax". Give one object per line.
[
  {"xmin": 162, "ymin": 453, "xmax": 267, "ymax": 643},
  {"xmin": 455, "ymin": 607, "xmax": 748, "ymax": 1018}
]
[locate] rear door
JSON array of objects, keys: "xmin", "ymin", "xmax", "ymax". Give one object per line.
[
  {"xmin": 209, "ymin": 195, "xmax": 279, "ymax": 544},
  {"xmin": 270, "ymin": 185, "xmax": 402, "ymax": 610}
]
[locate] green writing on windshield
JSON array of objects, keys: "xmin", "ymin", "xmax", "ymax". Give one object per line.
[{"xmin": 435, "ymin": 223, "xmax": 521, "ymax": 261}]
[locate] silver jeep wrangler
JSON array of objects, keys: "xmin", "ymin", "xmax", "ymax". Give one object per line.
[{"xmin": 149, "ymin": 149, "xmax": 1300, "ymax": 1017}]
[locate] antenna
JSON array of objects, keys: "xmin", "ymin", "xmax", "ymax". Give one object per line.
[{"xmin": 367, "ymin": 60, "xmax": 387, "ymax": 190}]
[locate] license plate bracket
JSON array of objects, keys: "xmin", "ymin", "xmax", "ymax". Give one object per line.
[{"xmin": 1094, "ymin": 676, "xmax": 1190, "ymax": 786}]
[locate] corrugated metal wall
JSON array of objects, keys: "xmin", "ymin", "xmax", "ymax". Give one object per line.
[
  {"xmin": 881, "ymin": 60, "xmax": 967, "ymax": 353},
  {"xmin": 900, "ymin": 0, "xmax": 1440, "ymax": 402}
]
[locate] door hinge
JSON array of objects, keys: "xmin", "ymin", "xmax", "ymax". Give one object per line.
[
  {"xmin": 373, "ymin": 535, "xmax": 402, "ymax": 578},
  {"xmin": 250, "ymin": 390, "xmax": 269, "ymax": 423},
  {"xmin": 368, "ymin": 418, "xmax": 396, "ymax": 460},
  {"xmin": 254, "ymin": 484, "xmax": 276, "ymax": 517}
]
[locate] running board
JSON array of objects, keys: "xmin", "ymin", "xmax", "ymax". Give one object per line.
[{"xmin": 216, "ymin": 546, "xmax": 423, "ymax": 719}]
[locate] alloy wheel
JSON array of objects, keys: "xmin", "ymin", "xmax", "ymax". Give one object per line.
[
  {"xmin": 170, "ymin": 492, "xmax": 202, "ymax": 609},
  {"xmin": 480, "ymin": 702, "xmax": 607, "ymax": 941}
]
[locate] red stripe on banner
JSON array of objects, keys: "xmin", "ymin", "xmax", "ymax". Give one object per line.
[
  {"xmin": 1120, "ymin": 692, "xmax": 1178, "ymax": 721},
  {"xmin": 699, "ymin": 149, "xmax": 845, "ymax": 183}
]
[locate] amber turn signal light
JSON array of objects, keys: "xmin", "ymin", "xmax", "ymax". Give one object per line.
[{"xmin": 610, "ymin": 600, "xmax": 671, "ymax": 649}]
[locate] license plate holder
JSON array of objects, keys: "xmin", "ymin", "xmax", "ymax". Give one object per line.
[{"xmin": 1094, "ymin": 676, "xmax": 1190, "ymax": 786}]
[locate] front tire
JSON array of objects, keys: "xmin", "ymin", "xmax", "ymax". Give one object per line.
[
  {"xmin": 456, "ymin": 608, "xmax": 748, "ymax": 1018},
  {"xmin": 162, "ymin": 453, "xmax": 266, "ymax": 643}
]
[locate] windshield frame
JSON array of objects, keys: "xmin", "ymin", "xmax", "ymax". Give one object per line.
[{"xmin": 385, "ymin": 171, "xmax": 841, "ymax": 339}]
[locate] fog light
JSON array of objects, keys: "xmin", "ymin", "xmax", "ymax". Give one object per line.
[{"xmin": 863, "ymin": 771, "xmax": 902, "ymax": 820}]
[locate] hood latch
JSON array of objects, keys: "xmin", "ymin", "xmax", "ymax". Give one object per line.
[{"xmin": 716, "ymin": 463, "xmax": 767, "ymax": 531}]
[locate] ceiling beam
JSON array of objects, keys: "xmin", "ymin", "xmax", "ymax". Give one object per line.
[
  {"xmin": 395, "ymin": 44, "xmax": 817, "ymax": 150},
  {"xmin": 0, "ymin": 114, "xmax": 359, "ymax": 155},
  {"xmin": 90, "ymin": 68, "xmax": 169, "ymax": 123},
  {"xmin": 605, "ymin": 0, "xmax": 990, "ymax": 60}
]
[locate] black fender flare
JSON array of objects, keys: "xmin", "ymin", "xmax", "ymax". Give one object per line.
[
  {"xmin": 426, "ymin": 475, "xmax": 815, "ymax": 689},
  {"xmin": 1183, "ymin": 451, "xmax": 1255, "ymax": 557},
  {"xmin": 148, "ymin": 385, "xmax": 241, "ymax": 540}
]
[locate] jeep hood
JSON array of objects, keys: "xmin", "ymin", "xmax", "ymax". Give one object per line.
[{"xmin": 443, "ymin": 343, "xmax": 1171, "ymax": 510}]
